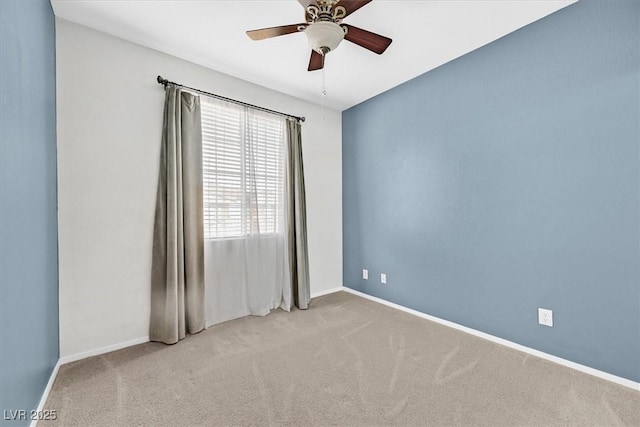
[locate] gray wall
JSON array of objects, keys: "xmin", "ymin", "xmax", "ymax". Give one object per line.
[
  {"xmin": 0, "ymin": 0, "xmax": 59, "ymax": 424},
  {"xmin": 343, "ymin": 0, "xmax": 639, "ymax": 382}
]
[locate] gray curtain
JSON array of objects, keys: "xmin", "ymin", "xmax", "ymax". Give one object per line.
[
  {"xmin": 150, "ymin": 86, "xmax": 205, "ymax": 344},
  {"xmin": 286, "ymin": 119, "xmax": 310, "ymax": 309}
]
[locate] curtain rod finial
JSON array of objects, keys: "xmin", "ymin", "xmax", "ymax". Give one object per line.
[{"xmin": 157, "ymin": 75, "xmax": 168, "ymax": 87}]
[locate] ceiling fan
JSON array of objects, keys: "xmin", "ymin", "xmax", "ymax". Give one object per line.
[{"xmin": 246, "ymin": 0, "xmax": 392, "ymax": 71}]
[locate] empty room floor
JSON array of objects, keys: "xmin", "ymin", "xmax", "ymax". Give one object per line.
[{"xmin": 42, "ymin": 292, "xmax": 639, "ymax": 426}]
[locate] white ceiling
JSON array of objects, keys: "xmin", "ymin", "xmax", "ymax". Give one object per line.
[{"xmin": 50, "ymin": 0, "xmax": 576, "ymax": 111}]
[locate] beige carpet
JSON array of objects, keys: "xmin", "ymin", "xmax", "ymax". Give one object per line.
[{"xmin": 42, "ymin": 291, "xmax": 639, "ymax": 426}]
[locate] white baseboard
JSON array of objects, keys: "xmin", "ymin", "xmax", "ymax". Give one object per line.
[
  {"xmin": 311, "ymin": 286, "xmax": 344, "ymax": 299},
  {"xmin": 49, "ymin": 290, "xmax": 341, "ymax": 367},
  {"xmin": 342, "ymin": 287, "xmax": 639, "ymax": 391},
  {"xmin": 30, "ymin": 359, "xmax": 62, "ymax": 427},
  {"xmin": 59, "ymin": 336, "xmax": 149, "ymax": 365}
]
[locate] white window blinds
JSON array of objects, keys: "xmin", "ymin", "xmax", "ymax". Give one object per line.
[{"xmin": 201, "ymin": 96, "xmax": 286, "ymax": 240}]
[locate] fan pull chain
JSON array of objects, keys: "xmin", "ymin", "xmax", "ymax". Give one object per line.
[{"xmin": 321, "ymin": 65, "xmax": 327, "ymax": 119}]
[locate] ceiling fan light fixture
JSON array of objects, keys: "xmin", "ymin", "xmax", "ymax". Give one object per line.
[{"xmin": 304, "ymin": 21, "xmax": 346, "ymax": 55}]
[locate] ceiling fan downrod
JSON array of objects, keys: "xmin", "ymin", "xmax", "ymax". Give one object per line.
[{"xmin": 305, "ymin": 0, "xmax": 346, "ymax": 24}]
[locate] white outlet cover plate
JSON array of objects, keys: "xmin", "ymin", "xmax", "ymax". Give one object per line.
[
  {"xmin": 381, "ymin": 273, "xmax": 387, "ymax": 284},
  {"xmin": 362, "ymin": 269, "xmax": 368, "ymax": 280},
  {"xmin": 538, "ymin": 308, "xmax": 553, "ymax": 327}
]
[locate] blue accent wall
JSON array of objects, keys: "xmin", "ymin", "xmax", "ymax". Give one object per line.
[
  {"xmin": 0, "ymin": 0, "xmax": 59, "ymax": 424},
  {"xmin": 343, "ymin": 0, "xmax": 639, "ymax": 382}
]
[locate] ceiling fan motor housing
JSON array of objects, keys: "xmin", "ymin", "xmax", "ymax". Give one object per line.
[{"xmin": 305, "ymin": 21, "xmax": 347, "ymax": 55}]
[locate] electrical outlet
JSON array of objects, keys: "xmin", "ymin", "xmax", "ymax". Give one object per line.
[
  {"xmin": 362, "ymin": 269, "xmax": 368, "ymax": 280},
  {"xmin": 381, "ymin": 273, "xmax": 387, "ymax": 284},
  {"xmin": 538, "ymin": 308, "xmax": 553, "ymax": 327}
]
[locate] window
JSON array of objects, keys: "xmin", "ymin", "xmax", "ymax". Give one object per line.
[{"xmin": 201, "ymin": 96, "xmax": 286, "ymax": 239}]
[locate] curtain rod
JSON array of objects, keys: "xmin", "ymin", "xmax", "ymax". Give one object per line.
[{"xmin": 156, "ymin": 76, "xmax": 305, "ymax": 123}]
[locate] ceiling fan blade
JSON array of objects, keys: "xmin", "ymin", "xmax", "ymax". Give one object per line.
[
  {"xmin": 337, "ymin": 0, "xmax": 373, "ymax": 17},
  {"xmin": 343, "ymin": 24, "xmax": 392, "ymax": 54},
  {"xmin": 246, "ymin": 24, "xmax": 304, "ymax": 41},
  {"xmin": 308, "ymin": 50, "xmax": 325, "ymax": 71}
]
